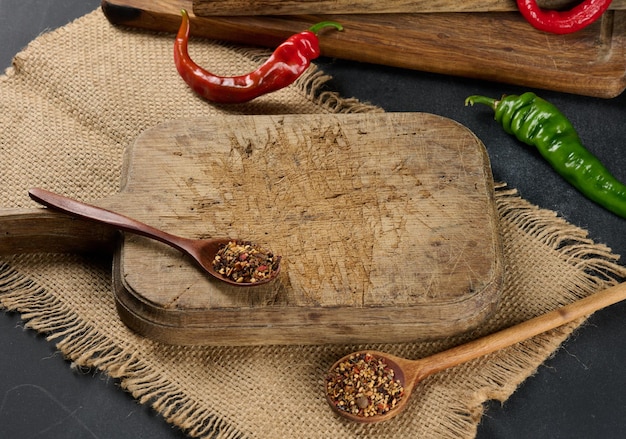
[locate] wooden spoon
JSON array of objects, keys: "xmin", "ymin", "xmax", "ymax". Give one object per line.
[
  {"xmin": 28, "ymin": 188, "xmax": 280, "ymax": 287},
  {"xmin": 326, "ymin": 281, "xmax": 626, "ymax": 423}
]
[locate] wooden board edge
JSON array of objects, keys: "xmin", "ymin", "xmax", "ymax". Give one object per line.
[
  {"xmin": 113, "ymin": 266, "xmax": 503, "ymax": 346},
  {"xmin": 190, "ymin": 0, "xmax": 626, "ymax": 16},
  {"xmin": 0, "ymin": 208, "xmax": 118, "ymax": 256}
]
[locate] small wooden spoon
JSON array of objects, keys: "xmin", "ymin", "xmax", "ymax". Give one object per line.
[
  {"xmin": 28, "ymin": 188, "xmax": 280, "ymax": 287},
  {"xmin": 326, "ymin": 281, "xmax": 626, "ymax": 423}
]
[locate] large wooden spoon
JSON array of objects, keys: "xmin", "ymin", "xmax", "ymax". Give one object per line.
[
  {"xmin": 326, "ymin": 281, "xmax": 626, "ymax": 422},
  {"xmin": 28, "ymin": 188, "xmax": 280, "ymax": 287}
]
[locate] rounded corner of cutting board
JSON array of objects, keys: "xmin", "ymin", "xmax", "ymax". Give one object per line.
[{"xmin": 111, "ymin": 112, "xmax": 504, "ymax": 346}]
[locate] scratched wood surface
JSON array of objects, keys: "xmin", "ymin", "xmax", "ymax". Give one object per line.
[
  {"xmin": 192, "ymin": 0, "xmax": 626, "ymax": 16},
  {"xmin": 94, "ymin": 113, "xmax": 503, "ymax": 345},
  {"xmin": 101, "ymin": 0, "xmax": 626, "ymax": 98}
]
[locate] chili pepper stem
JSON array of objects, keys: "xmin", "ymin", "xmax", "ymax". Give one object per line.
[
  {"xmin": 308, "ymin": 21, "xmax": 344, "ymax": 34},
  {"xmin": 465, "ymin": 91, "xmax": 626, "ymax": 219},
  {"xmin": 174, "ymin": 10, "xmax": 342, "ymax": 103},
  {"xmin": 465, "ymin": 95, "xmax": 498, "ymax": 110}
]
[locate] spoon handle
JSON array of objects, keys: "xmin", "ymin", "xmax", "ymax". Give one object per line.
[
  {"xmin": 28, "ymin": 188, "xmax": 191, "ymax": 254},
  {"xmin": 417, "ymin": 281, "xmax": 626, "ymax": 380}
]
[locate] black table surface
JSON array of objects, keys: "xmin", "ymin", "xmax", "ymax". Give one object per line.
[{"xmin": 1, "ymin": 1, "xmax": 625, "ymax": 437}]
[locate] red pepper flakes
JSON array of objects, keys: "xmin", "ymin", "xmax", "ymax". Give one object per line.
[
  {"xmin": 212, "ymin": 241, "xmax": 280, "ymax": 284},
  {"xmin": 326, "ymin": 352, "xmax": 404, "ymax": 418}
]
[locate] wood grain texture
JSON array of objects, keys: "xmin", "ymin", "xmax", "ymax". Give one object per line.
[
  {"xmin": 101, "ymin": 113, "xmax": 503, "ymax": 345},
  {"xmin": 0, "ymin": 208, "xmax": 117, "ymax": 256},
  {"xmin": 101, "ymin": 0, "xmax": 626, "ymax": 98},
  {"xmin": 191, "ymin": 0, "xmax": 626, "ymax": 16}
]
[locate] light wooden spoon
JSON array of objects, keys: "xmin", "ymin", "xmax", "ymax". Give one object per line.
[{"xmin": 326, "ymin": 281, "xmax": 626, "ymax": 422}]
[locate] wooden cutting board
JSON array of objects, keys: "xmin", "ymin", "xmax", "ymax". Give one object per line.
[
  {"xmin": 101, "ymin": 0, "xmax": 626, "ymax": 98},
  {"xmin": 191, "ymin": 0, "xmax": 626, "ymax": 15},
  {"xmin": 96, "ymin": 113, "xmax": 503, "ymax": 346}
]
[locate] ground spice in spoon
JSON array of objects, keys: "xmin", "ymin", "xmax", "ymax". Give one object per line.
[
  {"xmin": 212, "ymin": 241, "xmax": 280, "ymax": 284},
  {"xmin": 326, "ymin": 352, "xmax": 404, "ymax": 417}
]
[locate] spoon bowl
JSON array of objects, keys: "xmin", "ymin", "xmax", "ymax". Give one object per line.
[
  {"xmin": 326, "ymin": 281, "xmax": 626, "ymax": 423},
  {"xmin": 28, "ymin": 188, "xmax": 281, "ymax": 287},
  {"xmin": 325, "ymin": 350, "xmax": 418, "ymax": 423}
]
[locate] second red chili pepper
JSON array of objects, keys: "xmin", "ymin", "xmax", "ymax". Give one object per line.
[
  {"xmin": 174, "ymin": 9, "xmax": 342, "ymax": 104},
  {"xmin": 516, "ymin": 0, "xmax": 613, "ymax": 34}
]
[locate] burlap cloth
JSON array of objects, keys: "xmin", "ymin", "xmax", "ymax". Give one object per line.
[{"xmin": 1, "ymin": 8, "xmax": 625, "ymax": 439}]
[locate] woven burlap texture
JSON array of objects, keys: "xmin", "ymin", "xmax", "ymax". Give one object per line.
[{"xmin": 1, "ymin": 8, "xmax": 625, "ymax": 439}]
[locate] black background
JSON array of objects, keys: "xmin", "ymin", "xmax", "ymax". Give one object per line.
[{"xmin": 1, "ymin": 1, "xmax": 625, "ymax": 437}]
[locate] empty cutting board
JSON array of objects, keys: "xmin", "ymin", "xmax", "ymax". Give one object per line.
[{"xmin": 101, "ymin": 113, "xmax": 502, "ymax": 345}]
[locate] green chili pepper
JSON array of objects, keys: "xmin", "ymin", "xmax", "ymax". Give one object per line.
[{"xmin": 465, "ymin": 92, "xmax": 626, "ymax": 219}]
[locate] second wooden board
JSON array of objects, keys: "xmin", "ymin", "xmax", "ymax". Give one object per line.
[
  {"xmin": 191, "ymin": 0, "xmax": 626, "ymax": 16},
  {"xmin": 101, "ymin": 0, "xmax": 626, "ymax": 98}
]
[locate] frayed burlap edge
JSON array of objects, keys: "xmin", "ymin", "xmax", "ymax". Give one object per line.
[
  {"xmin": 450, "ymin": 183, "xmax": 626, "ymax": 437},
  {"xmin": 0, "ymin": 260, "xmax": 235, "ymax": 438},
  {"xmin": 2, "ymin": 183, "xmax": 625, "ymax": 439}
]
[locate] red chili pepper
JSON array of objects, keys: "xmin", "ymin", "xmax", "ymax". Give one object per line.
[
  {"xmin": 174, "ymin": 9, "xmax": 342, "ymax": 103},
  {"xmin": 516, "ymin": 0, "xmax": 613, "ymax": 34}
]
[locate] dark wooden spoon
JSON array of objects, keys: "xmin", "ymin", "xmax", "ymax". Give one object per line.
[
  {"xmin": 28, "ymin": 187, "xmax": 280, "ymax": 286},
  {"xmin": 326, "ymin": 281, "xmax": 626, "ymax": 423}
]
